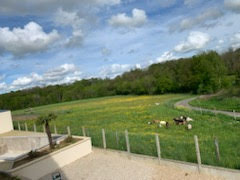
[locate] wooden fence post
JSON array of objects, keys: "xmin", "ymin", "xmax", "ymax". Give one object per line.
[
  {"xmin": 67, "ymin": 126, "xmax": 71, "ymax": 136},
  {"xmin": 54, "ymin": 124, "xmax": 57, "ymax": 134},
  {"xmin": 33, "ymin": 123, "xmax": 37, "ymax": 132},
  {"xmin": 214, "ymin": 137, "xmax": 220, "ymax": 162},
  {"xmin": 82, "ymin": 127, "xmax": 86, "ymax": 137},
  {"xmin": 125, "ymin": 130, "xmax": 130, "ymax": 153},
  {"xmin": 102, "ymin": 129, "xmax": 106, "ymax": 149},
  {"xmin": 116, "ymin": 131, "xmax": 119, "ymax": 148},
  {"xmin": 233, "ymin": 110, "xmax": 236, "ymax": 120},
  {"xmin": 155, "ymin": 134, "xmax": 161, "ymax": 163},
  {"xmin": 18, "ymin": 121, "xmax": 21, "ymax": 131},
  {"xmin": 194, "ymin": 135, "xmax": 202, "ymax": 172},
  {"xmin": 43, "ymin": 125, "xmax": 46, "ymax": 133},
  {"xmin": 25, "ymin": 122, "xmax": 28, "ymax": 131}
]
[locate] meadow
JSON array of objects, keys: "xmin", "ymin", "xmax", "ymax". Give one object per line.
[
  {"xmin": 13, "ymin": 94, "xmax": 240, "ymax": 169},
  {"xmin": 190, "ymin": 95, "xmax": 240, "ymax": 113}
]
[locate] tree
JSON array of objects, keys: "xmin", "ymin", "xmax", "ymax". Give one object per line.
[{"xmin": 37, "ymin": 113, "xmax": 57, "ymax": 149}]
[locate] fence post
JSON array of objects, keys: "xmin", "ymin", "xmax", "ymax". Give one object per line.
[
  {"xmin": 25, "ymin": 122, "xmax": 28, "ymax": 131},
  {"xmin": 116, "ymin": 131, "xmax": 119, "ymax": 148},
  {"xmin": 194, "ymin": 135, "xmax": 201, "ymax": 172},
  {"xmin": 233, "ymin": 110, "xmax": 236, "ymax": 120},
  {"xmin": 82, "ymin": 127, "xmax": 86, "ymax": 137},
  {"xmin": 67, "ymin": 126, "xmax": 71, "ymax": 136},
  {"xmin": 33, "ymin": 123, "xmax": 37, "ymax": 132},
  {"xmin": 54, "ymin": 124, "xmax": 57, "ymax": 134},
  {"xmin": 214, "ymin": 137, "xmax": 220, "ymax": 162},
  {"xmin": 18, "ymin": 121, "xmax": 21, "ymax": 131},
  {"xmin": 102, "ymin": 129, "xmax": 106, "ymax": 149},
  {"xmin": 200, "ymin": 107, "xmax": 203, "ymax": 114},
  {"xmin": 125, "ymin": 130, "xmax": 130, "ymax": 153},
  {"xmin": 155, "ymin": 134, "xmax": 161, "ymax": 163},
  {"xmin": 43, "ymin": 125, "xmax": 46, "ymax": 133}
]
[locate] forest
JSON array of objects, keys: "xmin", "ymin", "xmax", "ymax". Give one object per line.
[{"xmin": 0, "ymin": 49, "xmax": 239, "ymax": 110}]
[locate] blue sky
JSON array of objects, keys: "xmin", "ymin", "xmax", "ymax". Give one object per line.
[{"xmin": 0, "ymin": 0, "xmax": 240, "ymax": 94}]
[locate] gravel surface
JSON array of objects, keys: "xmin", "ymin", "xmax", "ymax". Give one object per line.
[
  {"xmin": 175, "ymin": 96, "xmax": 240, "ymax": 118},
  {"xmin": 41, "ymin": 148, "xmax": 223, "ymax": 180}
]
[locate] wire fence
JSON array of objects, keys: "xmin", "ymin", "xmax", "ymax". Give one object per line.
[{"xmin": 13, "ymin": 121, "xmax": 240, "ymax": 170}]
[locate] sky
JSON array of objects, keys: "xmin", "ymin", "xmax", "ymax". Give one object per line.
[{"xmin": 0, "ymin": 0, "xmax": 240, "ymax": 94}]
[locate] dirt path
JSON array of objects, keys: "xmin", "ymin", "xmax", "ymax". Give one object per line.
[
  {"xmin": 41, "ymin": 148, "xmax": 223, "ymax": 180},
  {"xmin": 175, "ymin": 96, "xmax": 240, "ymax": 118}
]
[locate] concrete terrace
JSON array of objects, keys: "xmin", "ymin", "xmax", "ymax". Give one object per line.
[{"xmin": 41, "ymin": 148, "xmax": 224, "ymax": 180}]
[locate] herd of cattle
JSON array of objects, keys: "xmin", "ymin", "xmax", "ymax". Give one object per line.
[{"xmin": 148, "ymin": 116, "xmax": 194, "ymax": 130}]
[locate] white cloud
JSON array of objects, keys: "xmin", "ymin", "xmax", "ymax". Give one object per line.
[
  {"xmin": 0, "ymin": 22, "xmax": 60, "ymax": 56},
  {"xmin": 100, "ymin": 64, "xmax": 132, "ymax": 78},
  {"xmin": 174, "ymin": 31, "xmax": 210, "ymax": 53},
  {"xmin": 0, "ymin": 0, "xmax": 121, "ymax": 15},
  {"xmin": 55, "ymin": 8, "xmax": 84, "ymax": 29},
  {"xmin": 12, "ymin": 73, "xmax": 42, "ymax": 87},
  {"xmin": 109, "ymin": 8, "xmax": 147, "ymax": 29},
  {"xmin": 170, "ymin": 8, "xmax": 223, "ymax": 32},
  {"xmin": 156, "ymin": 51, "xmax": 178, "ymax": 63},
  {"xmin": 0, "ymin": 82, "xmax": 7, "ymax": 92},
  {"xmin": 231, "ymin": 32, "xmax": 240, "ymax": 49},
  {"xmin": 9, "ymin": 64, "xmax": 82, "ymax": 91},
  {"xmin": 55, "ymin": 9, "xmax": 85, "ymax": 47},
  {"xmin": 224, "ymin": 0, "xmax": 240, "ymax": 13},
  {"xmin": 218, "ymin": 39, "xmax": 224, "ymax": 44},
  {"xmin": 43, "ymin": 64, "xmax": 80, "ymax": 82}
]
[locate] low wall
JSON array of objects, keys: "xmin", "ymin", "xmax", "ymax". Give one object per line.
[
  {"xmin": 0, "ymin": 144, "xmax": 7, "ymax": 155},
  {"xmin": 0, "ymin": 111, "xmax": 13, "ymax": 134},
  {"xmin": 0, "ymin": 160, "xmax": 14, "ymax": 171},
  {"xmin": 8, "ymin": 136, "xmax": 92, "ymax": 180}
]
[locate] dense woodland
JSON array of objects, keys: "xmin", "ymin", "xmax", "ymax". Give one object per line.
[{"xmin": 0, "ymin": 49, "xmax": 240, "ymax": 110}]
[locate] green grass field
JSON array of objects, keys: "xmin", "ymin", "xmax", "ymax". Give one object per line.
[
  {"xmin": 190, "ymin": 96, "xmax": 240, "ymax": 113},
  {"xmin": 13, "ymin": 94, "xmax": 240, "ymax": 169}
]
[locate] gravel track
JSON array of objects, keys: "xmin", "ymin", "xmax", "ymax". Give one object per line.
[{"xmin": 175, "ymin": 96, "xmax": 240, "ymax": 118}]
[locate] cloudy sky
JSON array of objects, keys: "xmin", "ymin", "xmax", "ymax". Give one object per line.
[{"xmin": 0, "ymin": 0, "xmax": 240, "ymax": 94}]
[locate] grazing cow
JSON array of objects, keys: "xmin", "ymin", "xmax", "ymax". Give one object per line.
[
  {"xmin": 150, "ymin": 120, "xmax": 169, "ymax": 128},
  {"xmin": 174, "ymin": 116, "xmax": 194, "ymax": 125},
  {"xmin": 158, "ymin": 121, "xmax": 170, "ymax": 128},
  {"xmin": 173, "ymin": 117, "xmax": 186, "ymax": 125}
]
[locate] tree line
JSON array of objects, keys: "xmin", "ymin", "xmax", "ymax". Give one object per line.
[{"xmin": 0, "ymin": 49, "xmax": 239, "ymax": 111}]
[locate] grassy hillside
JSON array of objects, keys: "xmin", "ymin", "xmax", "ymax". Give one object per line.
[
  {"xmin": 190, "ymin": 88, "xmax": 240, "ymax": 112},
  {"xmin": 13, "ymin": 94, "xmax": 240, "ymax": 169},
  {"xmin": 2, "ymin": 49, "xmax": 239, "ymax": 111}
]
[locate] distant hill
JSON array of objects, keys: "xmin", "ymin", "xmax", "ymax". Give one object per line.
[{"xmin": 0, "ymin": 49, "xmax": 239, "ymax": 110}]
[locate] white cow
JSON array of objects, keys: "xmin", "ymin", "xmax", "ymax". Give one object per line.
[{"xmin": 158, "ymin": 121, "xmax": 168, "ymax": 128}]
